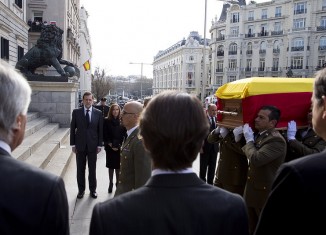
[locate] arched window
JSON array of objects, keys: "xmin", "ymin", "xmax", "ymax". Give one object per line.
[
  {"xmin": 229, "ymin": 43, "xmax": 237, "ymax": 55},
  {"xmin": 247, "ymin": 42, "xmax": 252, "ymax": 51}
]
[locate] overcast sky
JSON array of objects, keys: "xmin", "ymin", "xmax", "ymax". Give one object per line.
[{"xmin": 80, "ymin": 0, "xmax": 268, "ymax": 78}]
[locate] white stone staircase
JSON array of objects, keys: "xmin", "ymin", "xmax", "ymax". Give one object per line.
[{"xmin": 12, "ymin": 112, "xmax": 73, "ymax": 178}]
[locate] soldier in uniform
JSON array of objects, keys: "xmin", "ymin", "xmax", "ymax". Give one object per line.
[
  {"xmin": 94, "ymin": 97, "xmax": 110, "ymax": 119},
  {"xmin": 114, "ymin": 101, "xmax": 151, "ymax": 197},
  {"xmin": 242, "ymin": 105, "xmax": 287, "ymax": 235},
  {"xmin": 284, "ymin": 110, "xmax": 326, "ymax": 162},
  {"xmin": 208, "ymin": 125, "xmax": 248, "ymax": 196}
]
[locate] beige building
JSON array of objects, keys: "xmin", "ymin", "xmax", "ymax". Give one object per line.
[
  {"xmin": 210, "ymin": 0, "xmax": 326, "ymax": 91},
  {"xmin": 152, "ymin": 31, "xmax": 210, "ymax": 98},
  {"xmin": 0, "ymin": 0, "xmax": 29, "ymax": 67},
  {"xmin": 79, "ymin": 6, "xmax": 92, "ymax": 95},
  {"xmin": 26, "ymin": 0, "xmax": 80, "ymax": 74}
]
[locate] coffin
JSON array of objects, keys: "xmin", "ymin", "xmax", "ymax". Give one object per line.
[{"xmin": 215, "ymin": 77, "xmax": 314, "ymax": 130}]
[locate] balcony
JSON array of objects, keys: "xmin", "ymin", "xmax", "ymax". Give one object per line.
[
  {"xmin": 291, "ymin": 46, "xmax": 304, "ymax": 51},
  {"xmin": 290, "ymin": 65, "xmax": 303, "ymax": 69},
  {"xmin": 228, "ymin": 51, "xmax": 237, "ymax": 55},
  {"xmin": 248, "ymin": 17, "xmax": 254, "ymax": 21},
  {"xmin": 261, "ymin": 15, "xmax": 267, "ymax": 19},
  {"xmin": 275, "ymin": 13, "xmax": 281, "ymax": 17},
  {"xmin": 245, "ymin": 67, "xmax": 252, "ymax": 71},
  {"xmin": 271, "ymin": 67, "xmax": 280, "ymax": 72},
  {"xmin": 258, "ymin": 31, "xmax": 268, "ymax": 37},
  {"xmin": 246, "ymin": 50, "xmax": 253, "ymax": 55},
  {"xmin": 216, "ymin": 51, "xmax": 224, "ymax": 56},
  {"xmin": 319, "ymin": 46, "xmax": 326, "ymax": 51},
  {"xmin": 258, "ymin": 67, "xmax": 265, "ymax": 72},
  {"xmin": 216, "ymin": 36, "xmax": 225, "ymax": 41},
  {"xmin": 317, "ymin": 26, "xmax": 326, "ymax": 31},
  {"xmin": 259, "ymin": 49, "xmax": 266, "ymax": 54},
  {"xmin": 216, "ymin": 69, "xmax": 224, "ymax": 73},
  {"xmin": 245, "ymin": 33, "xmax": 255, "ymax": 38},
  {"xmin": 273, "ymin": 48, "xmax": 280, "ymax": 54},
  {"xmin": 271, "ymin": 30, "xmax": 283, "ymax": 36},
  {"xmin": 231, "ymin": 19, "xmax": 239, "ymax": 23},
  {"xmin": 294, "ymin": 9, "xmax": 307, "ymax": 14}
]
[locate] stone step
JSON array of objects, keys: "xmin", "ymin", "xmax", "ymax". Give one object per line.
[
  {"xmin": 27, "ymin": 112, "xmax": 39, "ymax": 122},
  {"xmin": 12, "ymin": 123, "xmax": 59, "ymax": 160},
  {"xmin": 25, "ymin": 116, "xmax": 49, "ymax": 138},
  {"xmin": 44, "ymin": 135, "xmax": 73, "ymax": 178}
]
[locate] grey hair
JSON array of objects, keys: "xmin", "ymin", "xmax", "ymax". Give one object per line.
[
  {"xmin": 0, "ymin": 60, "xmax": 31, "ymax": 143},
  {"xmin": 314, "ymin": 68, "xmax": 326, "ymax": 107}
]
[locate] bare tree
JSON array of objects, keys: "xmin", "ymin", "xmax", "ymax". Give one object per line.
[{"xmin": 91, "ymin": 67, "xmax": 113, "ymax": 101}]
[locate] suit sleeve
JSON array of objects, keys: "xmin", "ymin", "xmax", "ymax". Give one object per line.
[
  {"xmin": 90, "ymin": 204, "xmax": 105, "ymax": 235},
  {"xmin": 97, "ymin": 111, "xmax": 103, "ymax": 147},
  {"xmin": 133, "ymin": 138, "xmax": 151, "ymax": 188},
  {"xmin": 42, "ymin": 177, "xmax": 70, "ymax": 235},
  {"xmin": 70, "ymin": 109, "xmax": 76, "ymax": 145}
]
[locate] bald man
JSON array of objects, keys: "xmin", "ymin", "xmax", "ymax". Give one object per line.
[{"xmin": 114, "ymin": 101, "xmax": 151, "ymax": 196}]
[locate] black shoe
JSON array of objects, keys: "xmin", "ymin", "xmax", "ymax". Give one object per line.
[
  {"xmin": 108, "ymin": 183, "xmax": 113, "ymax": 193},
  {"xmin": 77, "ymin": 191, "xmax": 84, "ymax": 199},
  {"xmin": 90, "ymin": 192, "xmax": 98, "ymax": 198}
]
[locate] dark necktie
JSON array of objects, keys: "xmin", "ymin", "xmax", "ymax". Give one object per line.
[
  {"xmin": 86, "ymin": 109, "xmax": 90, "ymax": 127},
  {"xmin": 211, "ymin": 117, "xmax": 215, "ymax": 129}
]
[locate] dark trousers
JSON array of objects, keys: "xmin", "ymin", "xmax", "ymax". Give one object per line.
[
  {"xmin": 199, "ymin": 149, "xmax": 217, "ymax": 184},
  {"xmin": 76, "ymin": 150, "xmax": 97, "ymax": 193}
]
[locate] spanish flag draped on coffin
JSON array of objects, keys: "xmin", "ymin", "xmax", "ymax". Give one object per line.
[{"xmin": 215, "ymin": 77, "xmax": 314, "ymax": 130}]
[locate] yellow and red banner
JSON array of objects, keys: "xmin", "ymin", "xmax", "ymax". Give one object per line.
[
  {"xmin": 83, "ymin": 60, "xmax": 90, "ymax": 71},
  {"xmin": 216, "ymin": 77, "xmax": 314, "ymax": 129}
]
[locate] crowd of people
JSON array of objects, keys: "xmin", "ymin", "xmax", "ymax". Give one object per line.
[{"xmin": 1, "ymin": 57, "xmax": 326, "ymax": 234}]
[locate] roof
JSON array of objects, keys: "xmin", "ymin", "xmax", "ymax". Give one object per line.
[{"xmin": 216, "ymin": 77, "xmax": 314, "ymax": 99}]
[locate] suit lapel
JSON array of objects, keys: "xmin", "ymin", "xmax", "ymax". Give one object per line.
[{"xmin": 122, "ymin": 128, "xmax": 138, "ymax": 149}]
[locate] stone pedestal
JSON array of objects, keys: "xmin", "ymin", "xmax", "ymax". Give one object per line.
[{"xmin": 28, "ymin": 81, "xmax": 79, "ymax": 128}]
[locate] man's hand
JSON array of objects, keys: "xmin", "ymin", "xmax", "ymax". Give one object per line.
[
  {"xmin": 233, "ymin": 126, "xmax": 243, "ymax": 142},
  {"xmin": 214, "ymin": 126, "xmax": 221, "ymax": 134},
  {"xmin": 220, "ymin": 127, "xmax": 229, "ymax": 138},
  {"xmin": 243, "ymin": 124, "xmax": 254, "ymax": 143},
  {"xmin": 287, "ymin": 120, "xmax": 297, "ymax": 140}
]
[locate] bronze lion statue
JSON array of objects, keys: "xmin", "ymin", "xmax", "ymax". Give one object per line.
[{"xmin": 16, "ymin": 24, "xmax": 79, "ymax": 77}]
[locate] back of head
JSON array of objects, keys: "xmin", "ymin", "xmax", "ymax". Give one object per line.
[
  {"xmin": 0, "ymin": 60, "xmax": 31, "ymax": 143},
  {"xmin": 139, "ymin": 91, "xmax": 209, "ymax": 170}
]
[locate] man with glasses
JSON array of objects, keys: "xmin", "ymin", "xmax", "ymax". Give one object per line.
[{"xmin": 114, "ymin": 101, "xmax": 151, "ymax": 197}]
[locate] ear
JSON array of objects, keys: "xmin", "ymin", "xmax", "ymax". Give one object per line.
[
  {"xmin": 322, "ymin": 96, "xmax": 326, "ymax": 120},
  {"xmin": 270, "ymin": 119, "xmax": 277, "ymax": 128},
  {"xmin": 13, "ymin": 114, "xmax": 23, "ymax": 132}
]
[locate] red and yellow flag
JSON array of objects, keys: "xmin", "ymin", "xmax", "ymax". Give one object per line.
[{"xmin": 83, "ymin": 60, "xmax": 90, "ymax": 71}]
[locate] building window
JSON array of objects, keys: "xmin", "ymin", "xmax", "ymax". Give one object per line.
[
  {"xmin": 229, "ymin": 43, "xmax": 237, "ymax": 55},
  {"xmin": 272, "ymin": 58, "xmax": 279, "ymax": 71},
  {"xmin": 248, "ymin": 11, "xmax": 254, "ymax": 21},
  {"xmin": 246, "ymin": 59, "xmax": 252, "ymax": 71},
  {"xmin": 323, "ymin": 0, "xmax": 326, "ymax": 10},
  {"xmin": 292, "ymin": 37, "xmax": 304, "ymax": 51},
  {"xmin": 274, "ymin": 22, "xmax": 281, "ymax": 32},
  {"xmin": 291, "ymin": 56, "xmax": 303, "ymax": 69},
  {"xmin": 275, "ymin": 6, "xmax": 282, "ymax": 17},
  {"xmin": 33, "ymin": 11, "xmax": 43, "ymax": 22},
  {"xmin": 321, "ymin": 17, "xmax": 326, "ymax": 27},
  {"xmin": 228, "ymin": 59, "xmax": 237, "ymax": 71},
  {"xmin": 319, "ymin": 37, "xmax": 326, "ymax": 50},
  {"xmin": 231, "ymin": 12, "xmax": 239, "ymax": 23},
  {"xmin": 318, "ymin": 56, "xmax": 326, "ymax": 67},
  {"xmin": 259, "ymin": 58, "xmax": 265, "ymax": 71},
  {"xmin": 293, "ymin": 18, "xmax": 305, "ymax": 30},
  {"xmin": 230, "ymin": 26, "xmax": 239, "ymax": 37},
  {"xmin": 18, "ymin": 46, "xmax": 24, "ymax": 61},
  {"xmin": 1, "ymin": 37, "xmax": 9, "ymax": 60},
  {"xmin": 216, "ymin": 76, "xmax": 223, "ymax": 86},
  {"xmin": 261, "ymin": 9, "xmax": 267, "ymax": 19},
  {"xmin": 294, "ymin": 2, "xmax": 307, "ymax": 14},
  {"xmin": 273, "ymin": 40, "xmax": 280, "ymax": 53},
  {"xmin": 217, "ymin": 61, "xmax": 224, "ymax": 72},
  {"xmin": 227, "ymin": 76, "xmax": 236, "ymax": 83},
  {"xmin": 15, "ymin": 0, "xmax": 22, "ymax": 8}
]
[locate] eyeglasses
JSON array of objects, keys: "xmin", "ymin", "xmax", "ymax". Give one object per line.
[{"xmin": 122, "ymin": 110, "xmax": 136, "ymax": 115}]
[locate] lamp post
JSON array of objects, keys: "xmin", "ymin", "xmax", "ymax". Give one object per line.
[
  {"xmin": 201, "ymin": 0, "xmax": 208, "ymax": 104},
  {"xmin": 129, "ymin": 62, "xmax": 152, "ymax": 99}
]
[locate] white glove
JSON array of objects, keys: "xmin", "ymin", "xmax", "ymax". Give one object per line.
[
  {"xmin": 214, "ymin": 126, "xmax": 221, "ymax": 134},
  {"xmin": 243, "ymin": 124, "xmax": 254, "ymax": 143},
  {"xmin": 220, "ymin": 127, "xmax": 229, "ymax": 138},
  {"xmin": 287, "ymin": 120, "xmax": 297, "ymax": 140},
  {"xmin": 233, "ymin": 126, "xmax": 243, "ymax": 142}
]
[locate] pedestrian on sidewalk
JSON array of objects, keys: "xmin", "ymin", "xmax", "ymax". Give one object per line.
[
  {"xmin": 114, "ymin": 101, "xmax": 151, "ymax": 197},
  {"xmin": 103, "ymin": 103, "xmax": 126, "ymax": 193},
  {"xmin": 70, "ymin": 91, "xmax": 103, "ymax": 199},
  {"xmin": 0, "ymin": 61, "xmax": 69, "ymax": 234},
  {"xmin": 90, "ymin": 91, "xmax": 248, "ymax": 235}
]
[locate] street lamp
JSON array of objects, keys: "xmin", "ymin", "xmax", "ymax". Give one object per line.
[
  {"xmin": 201, "ymin": 0, "xmax": 208, "ymax": 104},
  {"xmin": 129, "ymin": 62, "xmax": 152, "ymax": 99}
]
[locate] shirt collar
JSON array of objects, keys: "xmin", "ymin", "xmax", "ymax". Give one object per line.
[
  {"xmin": 84, "ymin": 106, "xmax": 93, "ymax": 112},
  {"xmin": 127, "ymin": 125, "xmax": 138, "ymax": 137},
  {"xmin": 152, "ymin": 167, "xmax": 194, "ymax": 176},
  {"xmin": 0, "ymin": 140, "xmax": 11, "ymax": 154}
]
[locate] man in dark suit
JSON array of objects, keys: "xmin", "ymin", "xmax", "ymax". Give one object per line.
[
  {"xmin": 242, "ymin": 105, "xmax": 287, "ymax": 235},
  {"xmin": 0, "ymin": 61, "xmax": 69, "ymax": 234},
  {"xmin": 90, "ymin": 91, "xmax": 248, "ymax": 235},
  {"xmin": 199, "ymin": 103, "xmax": 219, "ymax": 184},
  {"xmin": 70, "ymin": 91, "xmax": 103, "ymax": 199},
  {"xmin": 254, "ymin": 68, "xmax": 326, "ymax": 235},
  {"xmin": 114, "ymin": 101, "xmax": 151, "ymax": 196}
]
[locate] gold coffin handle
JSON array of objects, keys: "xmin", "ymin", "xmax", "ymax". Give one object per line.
[{"xmin": 217, "ymin": 110, "xmax": 238, "ymax": 116}]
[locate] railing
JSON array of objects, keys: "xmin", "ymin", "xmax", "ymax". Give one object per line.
[
  {"xmin": 228, "ymin": 51, "xmax": 237, "ymax": 55},
  {"xmin": 261, "ymin": 15, "xmax": 267, "ymax": 19},
  {"xmin": 259, "ymin": 49, "xmax": 266, "ymax": 54},
  {"xmin": 271, "ymin": 30, "xmax": 283, "ymax": 36},
  {"xmin": 216, "ymin": 51, "xmax": 224, "ymax": 56},
  {"xmin": 275, "ymin": 13, "xmax": 281, "ymax": 17},
  {"xmin": 317, "ymin": 26, "xmax": 326, "ymax": 31},
  {"xmin": 216, "ymin": 36, "xmax": 225, "ymax": 41},
  {"xmin": 246, "ymin": 50, "xmax": 253, "ymax": 55},
  {"xmin": 248, "ymin": 17, "xmax": 254, "ymax": 21},
  {"xmin": 245, "ymin": 33, "xmax": 255, "ymax": 38},
  {"xmin": 273, "ymin": 49, "xmax": 280, "ymax": 54},
  {"xmin": 216, "ymin": 69, "xmax": 224, "ymax": 73},
  {"xmin": 258, "ymin": 32, "xmax": 269, "ymax": 37},
  {"xmin": 291, "ymin": 46, "xmax": 304, "ymax": 51},
  {"xmin": 294, "ymin": 9, "xmax": 307, "ymax": 14},
  {"xmin": 319, "ymin": 46, "xmax": 326, "ymax": 51}
]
